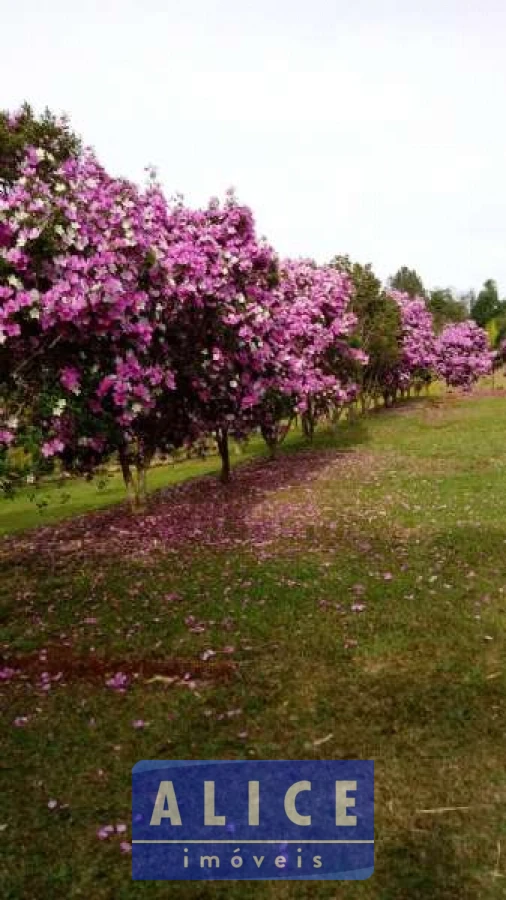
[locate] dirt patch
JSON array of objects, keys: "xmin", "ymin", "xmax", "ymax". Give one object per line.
[{"xmin": 2, "ymin": 644, "xmax": 237, "ymax": 684}]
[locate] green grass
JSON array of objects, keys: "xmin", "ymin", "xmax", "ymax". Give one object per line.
[{"xmin": 2, "ymin": 394, "xmax": 506, "ymax": 898}]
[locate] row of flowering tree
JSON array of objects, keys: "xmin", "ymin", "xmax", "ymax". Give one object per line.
[{"xmin": 0, "ymin": 108, "xmax": 495, "ymax": 502}]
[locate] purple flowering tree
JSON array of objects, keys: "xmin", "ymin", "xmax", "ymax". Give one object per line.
[
  {"xmin": 384, "ymin": 291, "xmax": 437, "ymax": 403},
  {"xmin": 149, "ymin": 192, "xmax": 280, "ymax": 483},
  {"xmin": 0, "ymin": 147, "xmax": 177, "ymax": 501},
  {"xmin": 436, "ymin": 321, "xmax": 494, "ymax": 390},
  {"xmin": 252, "ymin": 260, "xmax": 365, "ymax": 451}
]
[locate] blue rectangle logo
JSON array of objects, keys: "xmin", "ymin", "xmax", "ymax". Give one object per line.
[{"xmin": 132, "ymin": 760, "xmax": 374, "ymax": 880}]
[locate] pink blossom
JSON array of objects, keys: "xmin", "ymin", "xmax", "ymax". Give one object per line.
[
  {"xmin": 41, "ymin": 439, "xmax": 65, "ymax": 458},
  {"xmin": 0, "ymin": 429, "xmax": 14, "ymax": 446},
  {"xmin": 13, "ymin": 716, "xmax": 29, "ymax": 727},
  {"xmin": 105, "ymin": 672, "xmax": 129, "ymax": 692},
  {"xmin": 0, "ymin": 667, "xmax": 18, "ymax": 681},
  {"xmin": 60, "ymin": 366, "xmax": 81, "ymax": 393}
]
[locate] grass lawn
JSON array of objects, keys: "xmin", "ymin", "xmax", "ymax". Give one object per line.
[{"xmin": 2, "ymin": 393, "xmax": 506, "ymax": 898}]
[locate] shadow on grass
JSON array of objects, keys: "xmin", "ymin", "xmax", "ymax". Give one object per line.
[{"xmin": 0, "ymin": 420, "xmax": 370, "ymax": 572}]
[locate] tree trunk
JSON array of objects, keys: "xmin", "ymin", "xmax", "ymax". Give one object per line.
[
  {"xmin": 261, "ymin": 425, "xmax": 278, "ymax": 459},
  {"xmin": 119, "ymin": 445, "xmax": 151, "ymax": 511},
  {"xmin": 302, "ymin": 407, "xmax": 315, "ymax": 441},
  {"xmin": 119, "ymin": 446, "xmax": 137, "ymax": 512},
  {"xmin": 134, "ymin": 458, "xmax": 150, "ymax": 509},
  {"xmin": 216, "ymin": 428, "xmax": 231, "ymax": 483}
]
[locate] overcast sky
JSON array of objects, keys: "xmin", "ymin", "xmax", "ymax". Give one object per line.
[{"xmin": 3, "ymin": 0, "xmax": 506, "ymax": 293}]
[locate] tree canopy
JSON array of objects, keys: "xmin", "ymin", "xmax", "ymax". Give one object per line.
[
  {"xmin": 388, "ymin": 266, "xmax": 426, "ymax": 299},
  {"xmin": 471, "ymin": 279, "xmax": 505, "ymax": 328}
]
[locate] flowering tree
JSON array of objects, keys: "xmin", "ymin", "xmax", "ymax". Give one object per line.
[
  {"xmin": 142, "ymin": 192, "xmax": 280, "ymax": 482},
  {"xmin": 384, "ymin": 291, "xmax": 437, "ymax": 403},
  {"xmin": 0, "ymin": 106, "xmax": 83, "ymax": 491},
  {"xmin": 436, "ymin": 321, "xmax": 494, "ymax": 390},
  {"xmin": 0, "ymin": 146, "xmax": 283, "ymax": 493},
  {"xmin": 252, "ymin": 259, "xmax": 365, "ymax": 451},
  {"xmin": 0, "ymin": 147, "xmax": 177, "ymax": 501}
]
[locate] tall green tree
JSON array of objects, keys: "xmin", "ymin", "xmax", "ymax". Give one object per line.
[
  {"xmin": 471, "ymin": 279, "xmax": 504, "ymax": 328},
  {"xmin": 332, "ymin": 255, "xmax": 402, "ymax": 408},
  {"xmin": 388, "ymin": 266, "xmax": 426, "ymax": 298},
  {"xmin": 427, "ymin": 288, "xmax": 468, "ymax": 332}
]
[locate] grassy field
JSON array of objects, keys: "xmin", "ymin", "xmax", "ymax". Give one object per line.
[{"xmin": 2, "ymin": 393, "xmax": 506, "ymax": 898}]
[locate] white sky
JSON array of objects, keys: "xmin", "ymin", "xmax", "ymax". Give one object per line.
[{"xmin": 3, "ymin": 0, "xmax": 506, "ymax": 294}]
